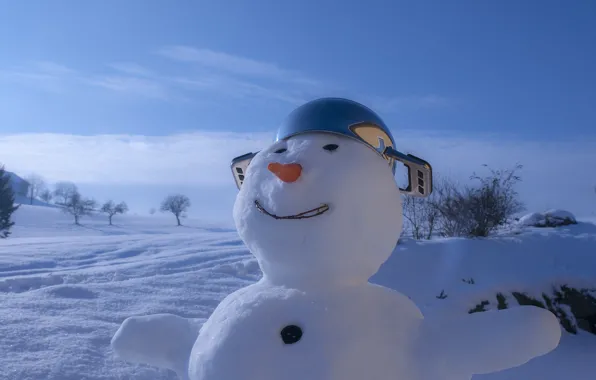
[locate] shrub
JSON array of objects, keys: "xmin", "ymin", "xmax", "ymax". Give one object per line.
[{"xmin": 430, "ymin": 164, "xmax": 525, "ymax": 237}]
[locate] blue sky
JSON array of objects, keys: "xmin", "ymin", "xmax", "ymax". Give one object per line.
[{"xmin": 1, "ymin": 0, "xmax": 595, "ymax": 224}]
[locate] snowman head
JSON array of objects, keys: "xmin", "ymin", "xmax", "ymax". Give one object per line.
[{"xmin": 232, "ymin": 98, "xmax": 433, "ymax": 287}]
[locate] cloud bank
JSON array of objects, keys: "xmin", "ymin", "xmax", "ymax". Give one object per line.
[{"xmin": 0, "ymin": 132, "xmax": 271, "ymax": 186}]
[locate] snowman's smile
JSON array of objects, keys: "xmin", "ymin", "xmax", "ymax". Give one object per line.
[{"xmin": 254, "ymin": 200, "xmax": 329, "ymax": 220}]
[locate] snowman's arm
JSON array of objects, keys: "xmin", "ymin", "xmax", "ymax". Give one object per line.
[
  {"xmin": 425, "ymin": 306, "xmax": 561, "ymax": 375},
  {"xmin": 111, "ymin": 313, "xmax": 202, "ymax": 379}
]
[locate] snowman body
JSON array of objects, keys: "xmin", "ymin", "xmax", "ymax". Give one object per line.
[
  {"xmin": 187, "ymin": 131, "xmax": 422, "ymax": 379},
  {"xmin": 112, "ymin": 99, "xmax": 561, "ymax": 380},
  {"xmin": 189, "ymin": 279, "xmax": 424, "ymax": 380}
]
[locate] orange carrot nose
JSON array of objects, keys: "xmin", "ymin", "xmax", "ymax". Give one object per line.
[{"xmin": 267, "ymin": 162, "xmax": 302, "ymax": 183}]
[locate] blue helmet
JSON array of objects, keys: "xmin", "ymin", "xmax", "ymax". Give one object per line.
[
  {"xmin": 231, "ymin": 97, "xmax": 433, "ymax": 197},
  {"xmin": 275, "ymin": 97, "xmax": 398, "ymax": 173}
]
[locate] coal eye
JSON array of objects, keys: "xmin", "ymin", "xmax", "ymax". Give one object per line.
[
  {"xmin": 323, "ymin": 144, "xmax": 339, "ymax": 152},
  {"xmin": 274, "ymin": 148, "xmax": 287, "ymax": 154}
]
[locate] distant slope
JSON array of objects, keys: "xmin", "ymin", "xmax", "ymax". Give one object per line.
[
  {"xmin": 13, "ymin": 194, "xmax": 61, "ymax": 208},
  {"xmin": 10, "ymin": 204, "xmax": 235, "ymax": 238}
]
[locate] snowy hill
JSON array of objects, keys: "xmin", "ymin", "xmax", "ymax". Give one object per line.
[
  {"xmin": 1, "ymin": 205, "xmax": 595, "ymax": 379},
  {"xmin": 10, "ymin": 204, "xmax": 234, "ymax": 238},
  {"xmin": 2, "ymin": 171, "xmax": 52, "ymax": 207},
  {"xmin": 13, "ymin": 194, "xmax": 60, "ymax": 208}
]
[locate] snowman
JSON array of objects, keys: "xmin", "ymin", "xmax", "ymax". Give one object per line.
[{"xmin": 111, "ymin": 98, "xmax": 561, "ymax": 380}]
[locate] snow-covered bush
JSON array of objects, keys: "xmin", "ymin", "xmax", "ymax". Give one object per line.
[
  {"xmin": 469, "ymin": 284, "xmax": 596, "ymax": 335},
  {"xmin": 518, "ymin": 209, "xmax": 577, "ymax": 228}
]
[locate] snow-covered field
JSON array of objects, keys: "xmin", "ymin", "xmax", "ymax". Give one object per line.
[{"xmin": 1, "ymin": 205, "xmax": 595, "ymax": 380}]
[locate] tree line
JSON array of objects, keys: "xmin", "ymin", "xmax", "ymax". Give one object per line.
[
  {"xmin": 31, "ymin": 179, "xmax": 128, "ymax": 226},
  {"xmin": 0, "ymin": 165, "xmax": 192, "ymax": 238}
]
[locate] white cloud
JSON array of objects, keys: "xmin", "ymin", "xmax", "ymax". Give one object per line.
[
  {"xmin": 31, "ymin": 61, "xmax": 77, "ymax": 76},
  {"xmin": 1, "ymin": 130, "xmax": 594, "ymax": 216},
  {"xmin": 108, "ymin": 62, "xmax": 154, "ymax": 77},
  {"xmin": 0, "ymin": 61, "xmax": 79, "ymax": 93},
  {"xmin": 0, "ymin": 54, "xmax": 449, "ymax": 111},
  {"xmin": 366, "ymin": 95, "xmax": 453, "ymax": 113},
  {"xmin": 170, "ymin": 75, "xmax": 308, "ymax": 105},
  {"xmin": 85, "ymin": 75, "xmax": 170, "ymax": 100},
  {"xmin": 11, "ymin": 61, "xmax": 78, "ymax": 79},
  {"xmin": 157, "ymin": 46, "xmax": 312, "ymax": 84}
]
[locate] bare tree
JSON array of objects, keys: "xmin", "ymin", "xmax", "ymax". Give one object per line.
[
  {"xmin": 100, "ymin": 200, "xmax": 128, "ymax": 225},
  {"xmin": 402, "ymin": 194, "xmax": 439, "ymax": 240},
  {"xmin": 160, "ymin": 194, "xmax": 191, "ymax": 226},
  {"xmin": 39, "ymin": 189, "xmax": 53, "ymax": 203},
  {"xmin": 25, "ymin": 174, "xmax": 46, "ymax": 205},
  {"xmin": 62, "ymin": 190, "xmax": 97, "ymax": 225},
  {"xmin": 149, "ymin": 207, "xmax": 156, "ymax": 215},
  {"xmin": 53, "ymin": 181, "xmax": 78, "ymax": 206},
  {"xmin": 466, "ymin": 164, "xmax": 525, "ymax": 236},
  {"xmin": 429, "ymin": 164, "xmax": 525, "ymax": 237},
  {"xmin": 428, "ymin": 178, "xmax": 470, "ymax": 237}
]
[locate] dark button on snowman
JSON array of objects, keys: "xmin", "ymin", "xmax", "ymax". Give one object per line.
[
  {"xmin": 280, "ymin": 325, "xmax": 303, "ymax": 344},
  {"xmin": 111, "ymin": 98, "xmax": 561, "ymax": 380}
]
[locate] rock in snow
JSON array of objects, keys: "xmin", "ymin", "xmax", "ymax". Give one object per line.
[{"xmin": 518, "ymin": 209, "xmax": 577, "ymax": 227}]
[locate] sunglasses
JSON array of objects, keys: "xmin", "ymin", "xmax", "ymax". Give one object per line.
[
  {"xmin": 231, "ymin": 123, "xmax": 432, "ymax": 197},
  {"xmin": 230, "ymin": 148, "xmax": 432, "ymax": 198}
]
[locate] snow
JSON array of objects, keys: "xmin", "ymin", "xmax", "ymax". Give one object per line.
[
  {"xmin": 112, "ymin": 314, "xmax": 202, "ymax": 379},
  {"xmin": 420, "ymin": 306, "xmax": 560, "ymax": 377},
  {"xmin": 1, "ymin": 204, "xmax": 595, "ymax": 379},
  {"xmin": 14, "ymin": 195, "xmax": 59, "ymax": 208},
  {"xmin": 518, "ymin": 212, "xmax": 545, "ymax": 226},
  {"xmin": 376, "ymin": 221, "xmax": 596, "ymax": 314},
  {"xmin": 10, "ymin": 201, "xmax": 233, "ymax": 238}
]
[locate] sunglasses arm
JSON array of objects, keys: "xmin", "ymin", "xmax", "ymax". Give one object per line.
[{"xmin": 383, "ymin": 147, "xmax": 433, "ymax": 197}]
